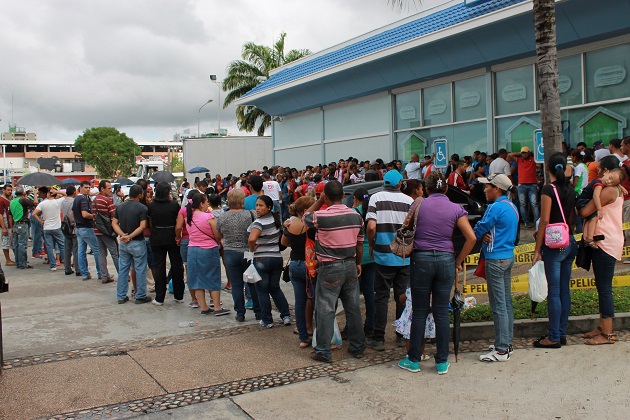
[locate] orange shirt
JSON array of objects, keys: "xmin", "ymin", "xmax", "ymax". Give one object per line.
[{"xmin": 587, "ymin": 162, "xmax": 599, "ymax": 184}]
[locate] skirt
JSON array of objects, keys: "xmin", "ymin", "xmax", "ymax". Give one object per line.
[{"xmin": 187, "ymin": 246, "xmax": 221, "ymax": 291}]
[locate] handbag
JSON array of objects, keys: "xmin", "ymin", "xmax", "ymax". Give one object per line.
[
  {"xmin": 544, "ymin": 184, "xmax": 570, "ymax": 249},
  {"xmin": 575, "ymin": 238, "xmax": 593, "ymax": 271},
  {"xmin": 390, "ymin": 197, "xmax": 423, "ymax": 258},
  {"xmin": 94, "ymin": 213, "xmax": 116, "ymax": 237},
  {"xmin": 474, "ymin": 255, "xmax": 486, "ymax": 279},
  {"xmin": 282, "ymin": 258, "xmax": 291, "ymax": 283}
]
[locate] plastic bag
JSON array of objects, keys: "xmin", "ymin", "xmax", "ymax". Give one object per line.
[
  {"xmin": 312, "ymin": 318, "xmax": 343, "ymax": 348},
  {"xmin": 243, "ymin": 262, "xmax": 262, "ymax": 284},
  {"xmin": 168, "ymin": 278, "xmax": 187, "ymax": 294},
  {"xmin": 528, "ymin": 261, "xmax": 548, "ymax": 303}
]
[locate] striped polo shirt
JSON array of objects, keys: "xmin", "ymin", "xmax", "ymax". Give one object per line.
[
  {"xmin": 303, "ymin": 204, "xmax": 364, "ymax": 263},
  {"xmin": 366, "ymin": 188, "xmax": 414, "ymax": 266},
  {"xmin": 248, "ymin": 212, "xmax": 281, "ymax": 258}
]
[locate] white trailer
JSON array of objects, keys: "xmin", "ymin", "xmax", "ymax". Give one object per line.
[{"xmin": 182, "ymin": 136, "xmax": 272, "ymax": 178}]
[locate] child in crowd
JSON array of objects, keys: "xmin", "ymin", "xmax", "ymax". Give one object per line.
[
  {"xmin": 577, "ymin": 167, "xmax": 625, "ymax": 247},
  {"xmin": 395, "ymin": 288, "xmax": 435, "ymax": 361}
]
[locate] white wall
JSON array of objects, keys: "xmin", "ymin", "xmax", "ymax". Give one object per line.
[
  {"xmin": 274, "ymin": 109, "xmax": 322, "ymax": 149},
  {"xmin": 275, "ymin": 144, "xmax": 323, "ymax": 168},
  {"xmin": 323, "ymin": 93, "xmax": 390, "ymax": 140},
  {"xmin": 183, "ymin": 137, "xmax": 272, "ymax": 176},
  {"xmin": 325, "ymin": 135, "xmax": 390, "ymax": 163}
]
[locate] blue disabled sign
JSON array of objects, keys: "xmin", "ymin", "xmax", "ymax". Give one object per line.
[
  {"xmin": 433, "ymin": 138, "xmax": 448, "ymax": 169},
  {"xmin": 534, "ymin": 130, "xmax": 544, "ymax": 163}
]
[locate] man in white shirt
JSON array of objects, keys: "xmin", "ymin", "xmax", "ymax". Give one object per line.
[
  {"xmin": 262, "ymin": 172, "xmax": 282, "ymax": 217},
  {"xmin": 593, "ymin": 140, "xmax": 611, "ymax": 162},
  {"xmin": 403, "ymin": 154, "xmax": 422, "ymax": 180},
  {"xmin": 33, "ymin": 187, "xmax": 67, "ymax": 271},
  {"xmin": 609, "ymin": 138, "xmax": 627, "ymax": 162},
  {"xmin": 488, "ymin": 149, "xmax": 512, "ymax": 177}
]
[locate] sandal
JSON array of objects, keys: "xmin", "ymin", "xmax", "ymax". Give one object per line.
[
  {"xmin": 299, "ymin": 340, "xmax": 311, "ymax": 348},
  {"xmin": 585, "ymin": 333, "xmax": 617, "ymax": 345},
  {"xmin": 420, "ymin": 354, "xmax": 431, "ymax": 361},
  {"xmin": 582, "ymin": 327, "xmax": 602, "ymax": 339}
]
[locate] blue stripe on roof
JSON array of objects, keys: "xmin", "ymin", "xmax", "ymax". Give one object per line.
[{"xmin": 243, "ymin": 0, "xmax": 527, "ymax": 98}]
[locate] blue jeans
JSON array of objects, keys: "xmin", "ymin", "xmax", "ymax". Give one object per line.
[
  {"xmin": 76, "ymin": 227, "xmax": 101, "ymax": 278},
  {"xmin": 541, "ymin": 239, "xmax": 578, "ymax": 342},
  {"xmin": 117, "ymin": 240, "xmax": 148, "ymax": 300},
  {"xmin": 254, "ymin": 256, "xmax": 289, "ymax": 325},
  {"xmin": 290, "ymin": 259, "xmax": 309, "ymax": 341},
  {"xmin": 314, "ymin": 259, "xmax": 365, "ymax": 360},
  {"xmin": 13, "ymin": 222, "xmax": 29, "ymax": 268},
  {"xmin": 518, "ymin": 184, "xmax": 539, "ymax": 224},
  {"xmin": 224, "ymin": 250, "xmax": 261, "ymax": 317},
  {"xmin": 408, "ymin": 251, "xmax": 454, "ymax": 364},
  {"xmin": 592, "ymin": 248, "xmax": 616, "ymax": 318},
  {"xmin": 485, "ymin": 257, "xmax": 514, "ymax": 352},
  {"xmin": 30, "ymin": 216, "xmax": 43, "ymax": 255},
  {"xmin": 44, "ymin": 229, "xmax": 65, "ymax": 268}
]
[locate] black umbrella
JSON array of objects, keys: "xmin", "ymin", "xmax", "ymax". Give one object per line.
[
  {"xmin": 188, "ymin": 166, "xmax": 209, "ymax": 174},
  {"xmin": 451, "ymin": 288, "xmax": 464, "ymax": 363},
  {"xmin": 60, "ymin": 178, "xmax": 80, "ymax": 185},
  {"xmin": 112, "ymin": 176, "xmax": 134, "ymax": 185},
  {"xmin": 16, "ymin": 172, "xmax": 61, "ymax": 186},
  {"xmin": 151, "ymin": 171, "xmax": 175, "ymax": 183}
]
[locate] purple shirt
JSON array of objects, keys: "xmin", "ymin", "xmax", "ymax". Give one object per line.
[{"xmin": 414, "ymin": 194, "xmax": 468, "ymax": 253}]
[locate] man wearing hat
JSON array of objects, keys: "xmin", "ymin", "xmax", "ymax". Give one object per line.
[
  {"xmin": 365, "ymin": 170, "xmax": 414, "ymax": 350},
  {"xmin": 474, "ymin": 174, "xmax": 519, "ymax": 362},
  {"xmin": 509, "ymin": 147, "xmax": 539, "ymax": 229},
  {"xmin": 593, "ymin": 140, "xmax": 610, "ymax": 162}
]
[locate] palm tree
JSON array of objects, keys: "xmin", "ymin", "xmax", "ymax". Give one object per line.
[
  {"xmin": 390, "ymin": 0, "xmax": 562, "ymax": 159},
  {"xmin": 223, "ymin": 32, "xmax": 311, "ymax": 136}
]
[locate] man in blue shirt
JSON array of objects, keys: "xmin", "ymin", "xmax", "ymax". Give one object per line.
[{"xmin": 474, "ymin": 174, "xmax": 519, "ymax": 362}]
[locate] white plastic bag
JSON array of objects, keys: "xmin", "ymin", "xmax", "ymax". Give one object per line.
[
  {"xmin": 312, "ymin": 318, "xmax": 343, "ymax": 348},
  {"xmin": 528, "ymin": 261, "xmax": 548, "ymax": 303},
  {"xmin": 243, "ymin": 262, "xmax": 262, "ymax": 284}
]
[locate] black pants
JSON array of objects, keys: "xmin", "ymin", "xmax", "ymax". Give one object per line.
[
  {"xmin": 152, "ymin": 243, "xmax": 185, "ymax": 303},
  {"xmin": 372, "ymin": 264, "xmax": 410, "ymax": 342}
]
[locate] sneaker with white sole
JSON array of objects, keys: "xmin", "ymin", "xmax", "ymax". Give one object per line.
[
  {"xmin": 398, "ymin": 356, "xmax": 420, "ymax": 373},
  {"xmin": 489, "ymin": 344, "xmax": 514, "ymax": 354},
  {"xmin": 50, "ymin": 267, "xmax": 57, "ymax": 272},
  {"xmin": 436, "ymin": 361, "xmax": 450, "ymax": 375},
  {"xmin": 151, "ymin": 299, "xmax": 164, "ymax": 306},
  {"xmin": 282, "ymin": 316, "xmax": 292, "ymax": 326},
  {"xmin": 189, "ymin": 301, "xmax": 199, "ymax": 308},
  {"xmin": 259, "ymin": 320, "xmax": 274, "ymax": 329},
  {"xmin": 480, "ymin": 349, "xmax": 510, "ymax": 362}
]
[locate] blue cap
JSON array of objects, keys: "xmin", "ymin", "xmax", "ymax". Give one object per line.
[{"xmin": 384, "ymin": 170, "xmax": 403, "ymax": 186}]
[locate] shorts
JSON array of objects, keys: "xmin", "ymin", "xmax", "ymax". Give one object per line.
[
  {"xmin": 1, "ymin": 227, "xmax": 12, "ymax": 250},
  {"xmin": 180, "ymin": 238, "xmax": 189, "ymax": 265}
]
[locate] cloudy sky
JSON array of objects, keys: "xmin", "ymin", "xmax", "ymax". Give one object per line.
[{"xmin": 0, "ymin": 0, "xmax": 446, "ymax": 142}]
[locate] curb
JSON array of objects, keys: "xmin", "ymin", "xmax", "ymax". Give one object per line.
[{"xmin": 460, "ymin": 312, "xmax": 630, "ymax": 341}]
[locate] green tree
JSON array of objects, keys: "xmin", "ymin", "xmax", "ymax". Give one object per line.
[
  {"xmin": 74, "ymin": 127, "xmax": 140, "ymax": 178},
  {"xmin": 391, "ymin": 0, "xmax": 562, "ymax": 159},
  {"xmin": 223, "ymin": 32, "xmax": 311, "ymax": 136},
  {"xmin": 170, "ymin": 154, "xmax": 184, "ymax": 173}
]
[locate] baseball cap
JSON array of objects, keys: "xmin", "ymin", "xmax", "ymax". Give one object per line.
[
  {"xmin": 593, "ymin": 140, "xmax": 604, "ymax": 147},
  {"xmin": 383, "ymin": 170, "xmax": 403, "ymax": 186},
  {"xmin": 478, "ymin": 174, "xmax": 513, "ymax": 191},
  {"xmin": 520, "ymin": 146, "xmax": 530, "ymax": 153}
]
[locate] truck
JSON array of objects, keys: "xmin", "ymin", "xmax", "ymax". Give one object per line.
[{"xmin": 182, "ymin": 136, "xmax": 272, "ymax": 178}]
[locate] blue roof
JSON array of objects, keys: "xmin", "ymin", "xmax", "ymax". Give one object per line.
[{"xmin": 244, "ymin": 0, "xmax": 527, "ymax": 98}]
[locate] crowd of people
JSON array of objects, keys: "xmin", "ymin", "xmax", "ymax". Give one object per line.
[{"xmin": 2, "ymin": 136, "xmax": 628, "ymax": 373}]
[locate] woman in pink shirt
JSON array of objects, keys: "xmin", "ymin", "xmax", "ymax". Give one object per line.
[{"xmin": 185, "ymin": 193, "xmax": 229, "ymax": 316}]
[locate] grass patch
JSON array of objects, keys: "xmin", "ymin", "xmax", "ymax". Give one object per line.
[{"xmin": 460, "ymin": 287, "xmax": 630, "ymax": 323}]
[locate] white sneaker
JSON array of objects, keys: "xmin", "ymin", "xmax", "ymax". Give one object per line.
[
  {"xmin": 151, "ymin": 299, "xmax": 164, "ymax": 306},
  {"xmin": 624, "ymin": 259, "xmax": 630, "ymax": 264},
  {"xmin": 489, "ymin": 344, "xmax": 514, "ymax": 354},
  {"xmin": 480, "ymin": 349, "xmax": 510, "ymax": 362},
  {"xmin": 50, "ymin": 267, "xmax": 57, "ymax": 272}
]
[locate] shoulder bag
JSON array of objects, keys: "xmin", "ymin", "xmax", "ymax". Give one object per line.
[
  {"xmin": 390, "ymin": 197, "xmax": 423, "ymax": 258},
  {"xmin": 544, "ymin": 184, "xmax": 570, "ymax": 249}
]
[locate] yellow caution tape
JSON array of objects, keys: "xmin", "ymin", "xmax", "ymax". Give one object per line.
[{"xmin": 462, "ymin": 275, "xmax": 630, "ymax": 295}]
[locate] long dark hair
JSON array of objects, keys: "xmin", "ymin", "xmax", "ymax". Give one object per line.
[
  {"xmin": 547, "ymin": 152, "xmax": 569, "ymax": 198},
  {"xmin": 153, "ymin": 182, "xmax": 171, "ymax": 202},
  {"xmin": 353, "ymin": 187, "xmax": 369, "ymax": 221},
  {"xmin": 186, "ymin": 192, "xmax": 207, "ymax": 226},
  {"xmin": 257, "ymin": 195, "xmax": 281, "ymax": 228}
]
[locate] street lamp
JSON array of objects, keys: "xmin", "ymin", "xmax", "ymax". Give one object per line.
[
  {"xmin": 210, "ymin": 75, "xmax": 222, "ymax": 137},
  {"xmin": 198, "ymin": 99, "xmax": 213, "ymax": 138}
]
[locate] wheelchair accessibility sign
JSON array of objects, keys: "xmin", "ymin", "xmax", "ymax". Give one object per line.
[
  {"xmin": 534, "ymin": 130, "xmax": 544, "ymax": 163},
  {"xmin": 433, "ymin": 138, "xmax": 448, "ymax": 169}
]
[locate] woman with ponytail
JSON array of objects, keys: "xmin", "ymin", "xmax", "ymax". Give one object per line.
[
  {"xmin": 186, "ymin": 192, "xmax": 229, "ymax": 316},
  {"xmin": 532, "ymin": 152, "xmax": 578, "ymax": 348}
]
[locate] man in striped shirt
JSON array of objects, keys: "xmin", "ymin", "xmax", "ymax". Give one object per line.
[
  {"xmin": 94, "ymin": 180, "xmax": 119, "ymax": 283},
  {"xmin": 303, "ymin": 181, "xmax": 365, "ymax": 362},
  {"xmin": 366, "ymin": 170, "xmax": 414, "ymax": 351}
]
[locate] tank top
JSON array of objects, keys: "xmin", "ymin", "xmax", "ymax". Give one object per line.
[{"xmin": 594, "ymin": 187, "xmax": 624, "ymax": 261}]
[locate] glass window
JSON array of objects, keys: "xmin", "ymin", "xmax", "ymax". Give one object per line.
[
  {"xmin": 422, "ymin": 83, "xmax": 452, "ymax": 126},
  {"xmin": 395, "ymin": 90, "xmax": 420, "ymax": 130},
  {"xmin": 396, "ymin": 121, "xmax": 487, "ymax": 161},
  {"xmin": 558, "ymin": 54, "xmax": 583, "ymax": 107},
  {"xmin": 454, "ymin": 76, "xmax": 486, "ymax": 121},
  {"xmin": 496, "ymin": 114, "xmax": 540, "ymax": 152},
  {"xmin": 5, "ymin": 144, "xmax": 23, "ymax": 153},
  {"xmin": 495, "ymin": 65, "xmax": 535, "ymax": 116},
  {"xmin": 26, "ymin": 144, "xmax": 47, "ymax": 152},
  {"xmin": 560, "ymin": 101, "xmax": 630, "ymax": 149},
  {"xmin": 585, "ymin": 43, "xmax": 630, "ymax": 103}
]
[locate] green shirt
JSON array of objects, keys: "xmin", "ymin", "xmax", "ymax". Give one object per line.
[{"xmin": 10, "ymin": 197, "xmax": 24, "ymax": 223}]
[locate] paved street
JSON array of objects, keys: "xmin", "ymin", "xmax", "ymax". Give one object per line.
[{"xmin": 0, "ymin": 252, "xmax": 629, "ymax": 419}]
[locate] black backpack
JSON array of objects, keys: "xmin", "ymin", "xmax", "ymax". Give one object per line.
[{"xmin": 61, "ymin": 212, "xmax": 75, "ymax": 236}]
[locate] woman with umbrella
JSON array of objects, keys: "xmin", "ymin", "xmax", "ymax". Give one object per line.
[{"xmin": 398, "ymin": 172, "xmax": 476, "ymax": 375}]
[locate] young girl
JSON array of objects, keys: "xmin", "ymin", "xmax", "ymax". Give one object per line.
[
  {"xmin": 577, "ymin": 167, "xmax": 625, "ymax": 247},
  {"xmin": 395, "ymin": 288, "xmax": 435, "ymax": 361}
]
